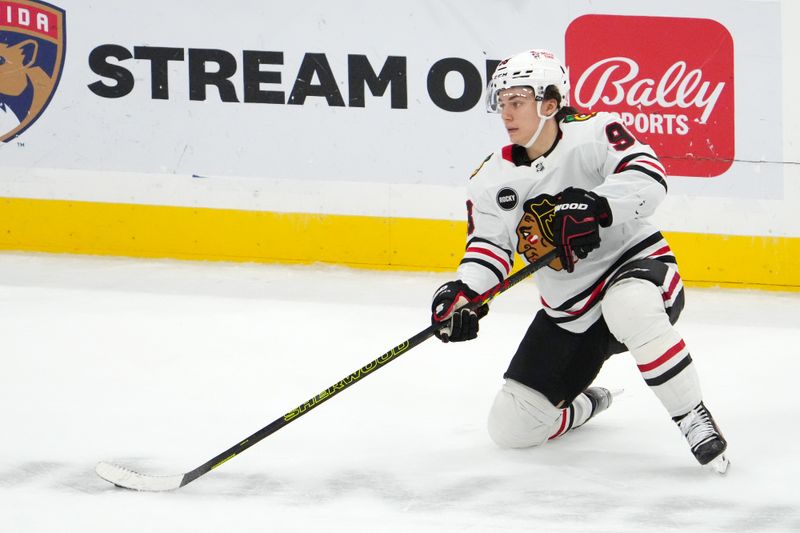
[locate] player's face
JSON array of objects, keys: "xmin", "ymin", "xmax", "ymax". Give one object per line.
[{"xmin": 497, "ymin": 87, "xmax": 541, "ymax": 145}]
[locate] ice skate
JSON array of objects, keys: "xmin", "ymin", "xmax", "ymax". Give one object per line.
[
  {"xmin": 674, "ymin": 402, "xmax": 729, "ymax": 474},
  {"xmin": 548, "ymin": 387, "xmax": 619, "ymax": 440},
  {"xmin": 583, "ymin": 387, "xmax": 616, "ymax": 420}
]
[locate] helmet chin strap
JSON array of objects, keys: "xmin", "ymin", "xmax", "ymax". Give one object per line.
[{"xmin": 523, "ymin": 101, "xmax": 558, "ymax": 149}]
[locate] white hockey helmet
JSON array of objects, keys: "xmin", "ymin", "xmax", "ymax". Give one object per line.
[{"xmin": 486, "ymin": 49, "xmax": 570, "ymax": 113}]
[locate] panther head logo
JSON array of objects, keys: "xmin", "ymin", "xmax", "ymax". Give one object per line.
[
  {"xmin": 0, "ymin": 0, "xmax": 66, "ymax": 142},
  {"xmin": 516, "ymin": 194, "xmax": 562, "ymax": 271}
]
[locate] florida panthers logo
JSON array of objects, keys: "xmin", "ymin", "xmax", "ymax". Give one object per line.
[
  {"xmin": 516, "ymin": 194, "xmax": 562, "ymax": 271},
  {"xmin": 0, "ymin": 0, "xmax": 66, "ymax": 143}
]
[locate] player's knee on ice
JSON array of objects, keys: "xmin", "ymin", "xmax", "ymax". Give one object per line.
[{"xmin": 487, "ymin": 379, "xmax": 560, "ymax": 448}]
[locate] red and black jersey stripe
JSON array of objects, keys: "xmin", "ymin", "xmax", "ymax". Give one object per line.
[
  {"xmin": 615, "ymin": 152, "xmax": 668, "ymax": 191},
  {"xmin": 459, "ymin": 237, "xmax": 514, "ymax": 284},
  {"xmin": 542, "ymin": 232, "xmax": 677, "ymax": 324}
]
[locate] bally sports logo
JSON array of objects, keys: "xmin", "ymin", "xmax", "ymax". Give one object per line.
[
  {"xmin": 566, "ymin": 15, "xmax": 734, "ymax": 177},
  {"xmin": 0, "ymin": 0, "xmax": 65, "ymax": 143}
]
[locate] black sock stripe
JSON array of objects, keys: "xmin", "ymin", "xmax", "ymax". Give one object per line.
[
  {"xmin": 644, "ymin": 355, "xmax": 693, "ymax": 387},
  {"xmin": 566, "ymin": 404, "xmax": 576, "ymax": 431}
]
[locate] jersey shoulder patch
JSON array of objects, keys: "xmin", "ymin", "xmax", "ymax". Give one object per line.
[{"xmin": 562, "ymin": 112, "xmax": 598, "ymax": 123}]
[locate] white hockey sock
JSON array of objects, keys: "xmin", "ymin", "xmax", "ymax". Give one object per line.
[
  {"xmin": 630, "ymin": 328, "xmax": 702, "ymax": 417},
  {"xmin": 548, "ymin": 392, "xmax": 593, "ymax": 440},
  {"xmin": 603, "ymin": 278, "xmax": 702, "ymax": 418}
]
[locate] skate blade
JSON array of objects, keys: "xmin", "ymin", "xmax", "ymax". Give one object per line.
[{"xmin": 706, "ymin": 454, "xmax": 730, "ymax": 475}]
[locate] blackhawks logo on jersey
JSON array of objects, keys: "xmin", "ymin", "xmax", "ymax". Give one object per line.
[
  {"xmin": 563, "ymin": 112, "xmax": 597, "ymax": 123},
  {"xmin": 0, "ymin": 0, "xmax": 66, "ymax": 143},
  {"xmin": 516, "ymin": 194, "xmax": 562, "ymax": 271}
]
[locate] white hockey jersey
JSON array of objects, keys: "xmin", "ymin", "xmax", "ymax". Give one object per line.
[{"xmin": 458, "ymin": 112, "xmax": 675, "ymax": 333}]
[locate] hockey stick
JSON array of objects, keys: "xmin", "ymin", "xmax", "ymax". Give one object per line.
[{"xmin": 96, "ymin": 249, "xmax": 559, "ymax": 491}]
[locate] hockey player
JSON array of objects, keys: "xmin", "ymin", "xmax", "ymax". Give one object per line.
[{"xmin": 430, "ymin": 49, "xmax": 729, "ymax": 472}]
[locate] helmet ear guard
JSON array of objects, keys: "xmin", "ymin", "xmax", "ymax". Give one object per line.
[{"xmin": 486, "ymin": 49, "xmax": 570, "ymax": 113}]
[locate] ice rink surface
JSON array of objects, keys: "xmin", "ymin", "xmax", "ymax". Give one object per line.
[{"xmin": 1, "ymin": 251, "xmax": 799, "ymax": 533}]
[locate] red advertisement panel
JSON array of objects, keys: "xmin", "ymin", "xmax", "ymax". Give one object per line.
[{"xmin": 566, "ymin": 15, "xmax": 734, "ymax": 177}]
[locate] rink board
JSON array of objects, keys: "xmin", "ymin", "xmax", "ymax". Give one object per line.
[
  {"xmin": 0, "ymin": 1, "xmax": 796, "ymax": 290},
  {"xmin": 1, "ymin": 196, "xmax": 796, "ymax": 291}
]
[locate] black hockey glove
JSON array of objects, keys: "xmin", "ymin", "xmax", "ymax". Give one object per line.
[
  {"xmin": 552, "ymin": 187, "xmax": 613, "ymax": 273},
  {"xmin": 431, "ymin": 280, "xmax": 489, "ymax": 343}
]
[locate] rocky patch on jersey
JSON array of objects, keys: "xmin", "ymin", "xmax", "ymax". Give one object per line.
[
  {"xmin": 496, "ymin": 187, "xmax": 518, "ymax": 210},
  {"xmin": 516, "ymin": 194, "xmax": 562, "ymax": 271},
  {"xmin": 0, "ymin": 0, "xmax": 66, "ymax": 143}
]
